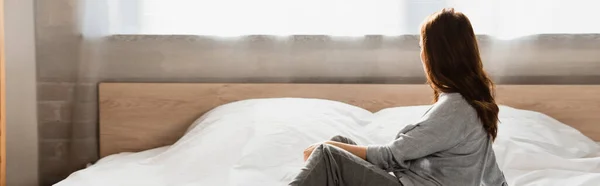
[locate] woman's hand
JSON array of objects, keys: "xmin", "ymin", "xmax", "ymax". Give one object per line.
[{"xmin": 303, "ymin": 142, "xmax": 324, "ymax": 161}]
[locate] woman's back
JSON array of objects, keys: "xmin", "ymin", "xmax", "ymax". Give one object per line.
[{"xmin": 369, "ymin": 92, "xmax": 506, "ymax": 186}]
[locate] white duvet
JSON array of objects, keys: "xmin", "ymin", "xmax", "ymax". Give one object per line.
[{"xmin": 56, "ymin": 98, "xmax": 600, "ymax": 186}]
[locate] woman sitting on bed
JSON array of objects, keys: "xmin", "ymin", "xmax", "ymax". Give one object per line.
[{"xmin": 290, "ymin": 8, "xmax": 508, "ymax": 186}]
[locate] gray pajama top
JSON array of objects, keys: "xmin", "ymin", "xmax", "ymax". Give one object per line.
[{"xmin": 366, "ymin": 93, "xmax": 508, "ymax": 186}]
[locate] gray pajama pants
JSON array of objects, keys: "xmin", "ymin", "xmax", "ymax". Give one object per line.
[{"xmin": 289, "ymin": 135, "xmax": 403, "ymax": 186}]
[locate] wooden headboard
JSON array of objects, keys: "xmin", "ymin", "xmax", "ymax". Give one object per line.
[{"xmin": 99, "ymin": 83, "xmax": 600, "ymax": 157}]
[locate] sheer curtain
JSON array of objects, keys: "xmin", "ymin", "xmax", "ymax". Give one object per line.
[
  {"xmin": 452, "ymin": 0, "xmax": 600, "ymax": 39},
  {"xmin": 104, "ymin": 0, "xmax": 600, "ymax": 39},
  {"xmin": 72, "ymin": 0, "xmax": 600, "ymax": 173}
]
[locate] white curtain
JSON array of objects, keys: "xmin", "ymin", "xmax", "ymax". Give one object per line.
[
  {"xmin": 69, "ymin": 0, "xmax": 599, "ymax": 177},
  {"xmin": 102, "ymin": 0, "xmax": 600, "ymax": 39}
]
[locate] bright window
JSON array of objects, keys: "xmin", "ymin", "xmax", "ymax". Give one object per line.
[{"xmin": 109, "ymin": 0, "xmax": 600, "ymax": 38}]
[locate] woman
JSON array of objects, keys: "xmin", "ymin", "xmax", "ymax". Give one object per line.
[{"xmin": 290, "ymin": 8, "xmax": 508, "ymax": 186}]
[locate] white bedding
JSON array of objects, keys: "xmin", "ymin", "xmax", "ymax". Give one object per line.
[{"xmin": 56, "ymin": 98, "xmax": 600, "ymax": 186}]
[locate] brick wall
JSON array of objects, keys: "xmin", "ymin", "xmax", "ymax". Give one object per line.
[{"xmin": 35, "ymin": 0, "xmax": 81, "ymax": 185}]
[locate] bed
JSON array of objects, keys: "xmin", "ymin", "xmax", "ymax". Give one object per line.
[{"xmin": 56, "ymin": 83, "xmax": 600, "ymax": 186}]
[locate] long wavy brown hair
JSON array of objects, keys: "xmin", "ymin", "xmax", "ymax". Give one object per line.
[{"xmin": 420, "ymin": 8, "xmax": 499, "ymax": 140}]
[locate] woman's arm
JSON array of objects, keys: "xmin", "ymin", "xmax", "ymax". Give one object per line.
[
  {"xmin": 304, "ymin": 141, "xmax": 367, "ymax": 161},
  {"xmin": 324, "ymin": 141, "xmax": 367, "ymax": 160},
  {"xmin": 366, "ymin": 116, "xmax": 468, "ymax": 171}
]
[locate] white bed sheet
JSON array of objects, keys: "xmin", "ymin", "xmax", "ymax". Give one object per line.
[{"xmin": 56, "ymin": 98, "xmax": 600, "ymax": 186}]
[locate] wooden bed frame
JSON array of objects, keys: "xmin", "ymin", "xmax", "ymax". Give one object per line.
[{"xmin": 99, "ymin": 83, "xmax": 600, "ymax": 157}]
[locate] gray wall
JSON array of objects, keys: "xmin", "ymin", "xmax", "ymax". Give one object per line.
[
  {"xmin": 35, "ymin": 1, "xmax": 600, "ymax": 185},
  {"xmin": 5, "ymin": 0, "xmax": 39, "ymax": 185}
]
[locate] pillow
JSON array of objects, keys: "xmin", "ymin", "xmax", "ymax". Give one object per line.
[
  {"xmin": 185, "ymin": 98, "xmax": 372, "ymax": 133},
  {"xmin": 495, "ymin": 106, "xmax": 600, "ymax": 158}
]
